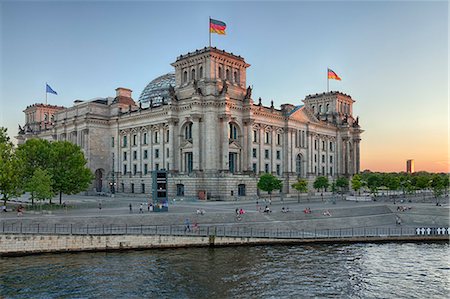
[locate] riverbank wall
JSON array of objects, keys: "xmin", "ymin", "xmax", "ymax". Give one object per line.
[{"xmin": 0, "ymin": 233, "xmax": 448, "ymax": 257}]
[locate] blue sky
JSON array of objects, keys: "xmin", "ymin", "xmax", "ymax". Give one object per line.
[{"xmin": 0, "ymin": 0, "xmax": 448, "ymax": 172}]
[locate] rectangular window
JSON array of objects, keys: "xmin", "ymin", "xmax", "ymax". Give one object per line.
[
  {"xmin": 123, "ymin": 164, "xmax": 127, "ymax": 175},
  {"xmin": 277, "ymin": 134, "xmax": 281, "ymax": 145},
  {"xmin": 166, "ymin": 130, "xmax": 169, "ymax": 142},
  {"xmin": 131, "ymin": 183, "xmax": 134, "ymax": 193},
  {"xmin": 144, "ymin": 164, "xmax": 148, "ymax": 175},
  {"xmin": 123, "ymin": 152, "xmax": 127, "ymax": 161},
  {"xmin": 302, "ymin": 131, "xmax": 305, "ymax": 147},
  {"xmin": 322, "ymin": 140, "xmax": 325, "ymax": 151},
  {"xmin": 276, "ymin": 150, "xmax": 281, "ymax": 160},
  {"xmin": 330, "ymin": 141, "xmax": 333, "ymax": 151},
  {"xmin": 295, "ymin": 131, "xmax": 298, "ymax": 147},
  {"xmin": 143, "ymin": 133, "xmax": 147, "ymax": 145},
  {"xmin": 133, "ymin": 164, "xmax": 137, "ymax": 175},
  {"xmin": 155, "ymin": 163, "xmax": 159, "ymax": 170},
  {"xmin": 330, "ymin": 167, "xmax": 333, "ymax": 175},
  {"xmin": 252, "ymin": 163, "xmax": 257, "ymax": 173},
  {"xmin": 330, "ymin": 156, "xmax": 333, "ymax": 163},
  {"xmin": 185, "ymin": 152, "xmax": 193, "ymax": 173},
  {"xmin": 265, "ymin": 163, "xmax": 270, "ymax": 173},
  {"xmin": 111, "ymin": 137, "xmax": 115, "ymax": 148},
  {"xmin": 141, "ymin": 184, "xmax": 145, "ymax": 194},
  {"xmin": 276, "ymin": 164, "xmax": 281, "ymax": 176},
  {"xmin": 177, "ymin": 184, "xmax": 185, "ymax": 196},
  {"xmin": 167, "ymin": 148, "xmax": 169, "ymax": 158},
  {"xmin": 265, "ymin": 149, "xmax": 269, "ymax": 159},
  {"xmin": 314, "ymin": 139, "xmax": 317, "ymax": 150},
  {"xmin": 133, "ymin": 151, "xmax": 137, "ymax": 160},
  {"xmin": 253, "ymin": 130, "xmax": 258, "ymax": 142},
  {"xmin": 314, "ymin": 154, "xmax": 317, "ymax": 163},
  {"xmin": 144, "ymin": 150, "xmax": 148, "ymax": 159},
  {"xmin": 322, "ymin": 166, "xmax": 325, "ymax": 175},
  {"xmin": 155, "ymin": 149, "xmax": 159, "ymax": 158},
  {"xmin": 154, "ymin": 131, "xmax": 159, "ymax": 143},
  {"xmin": 133, "ymin": 134, "xmax": 137, "ymax": 146},
  {"xmin": 322, "ymin": 155, "xmax": 325, "ymax": 163},
  {"xmin": 265, "ymin": 132, "xmax": 270, "ymax": 144},
  {"xmin": 123, "ymin": 136, "xmax": 127, "ymax": 147},
  {"xmin": 252, "ymin": 148, "xmax": 257, "ymax": 158}
]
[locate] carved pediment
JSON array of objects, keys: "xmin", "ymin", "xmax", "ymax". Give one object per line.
[
  {"xmin": 289, "ymin": 106, "xmax": 318, "ymax": 123},
  {"xmin": 180, "ymin": 139, "xmax": 193, "ymax": 149},
  {"xmin": 229, "ymin": 140, "xmax": 242, "ymax": 149}
]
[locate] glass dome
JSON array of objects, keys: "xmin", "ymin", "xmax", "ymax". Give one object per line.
[{"xmin": 139, "ymin": 73, "xmax": 175, "ymax": 105}]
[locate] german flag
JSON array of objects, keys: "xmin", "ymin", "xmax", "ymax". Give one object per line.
[
  {"xmin": 210, "ymin": 18, "xmax": 226, "ymax": 35},
  {"xmin": 328, "ymin": 68, "xmax": 341, "ymax": 81}
]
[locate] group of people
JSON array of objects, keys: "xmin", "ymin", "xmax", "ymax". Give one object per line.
[
  {"xmin": 281, "ymin": 207, "xmax": 290, "ymax": 213},
  {"xmin": 128, "ymin": 202, "xmax": 154, "ymax": 213},
  {"xmin": 196, "ymin": 208, "xmax": 205, "ymax": 215},
  {"xmin": 303, "ymin": 207, "xmax": 312, "ymax": 214},
  {"xmin": 396, "ymin": 206, "xmax": 412, "ymax": 212}
]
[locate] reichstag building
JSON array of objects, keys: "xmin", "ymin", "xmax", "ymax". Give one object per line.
[{"xmin": 17, "ymin": 47, "xmax": 363, "ymax": 200}]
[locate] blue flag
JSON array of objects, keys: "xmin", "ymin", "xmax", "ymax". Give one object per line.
[{"xmin": 46, "ymin": 83, "xmax": 58, "ymax": 95}]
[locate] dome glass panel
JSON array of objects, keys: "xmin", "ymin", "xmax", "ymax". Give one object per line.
[{"xmin": 139, "ymin": 73, "xmax": 175, "ymax": 105}]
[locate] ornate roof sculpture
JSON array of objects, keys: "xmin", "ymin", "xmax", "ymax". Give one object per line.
[{"xmin": 139, "ymin": 73, "xmax": 175, "ymax": 106}]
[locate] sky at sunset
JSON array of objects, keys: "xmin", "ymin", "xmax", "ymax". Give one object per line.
[{"xmin": 0, "ymin": 0, "xmax": 448, "ymax": 173}]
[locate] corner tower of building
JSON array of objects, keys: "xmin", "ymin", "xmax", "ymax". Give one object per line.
[{"xmin": 171, "ymin": 47, "xmax": 251, "ymax": 100}]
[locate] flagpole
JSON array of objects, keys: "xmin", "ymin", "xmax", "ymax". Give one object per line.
[
  {"xmin": 209, "ymin": 16, "xmax": 211, "ymax": 47},
  {"xmin": 327, "ymin": 69, "xmax": 329, "ymax": 93}
]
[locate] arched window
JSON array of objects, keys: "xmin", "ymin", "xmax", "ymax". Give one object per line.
[
  {"xmin": 226, "ymin": 69, "xmax": 230, "ymax": 80},
  {"xmin": 183, "ymin": 71, "xmax": 188, "ymax": 83},
  {"xmin": 234, "ymin": 71, "xmax": 239, "ymax": 83},
  {"xmin": 326, "ymin": 104, "xmax": 329, "ymax": 112},
  {"xmin": 218, "ymin": 66, "xmax": 223, "ymax": 79},
  {"xmin": 312, "ymin": 105, "xmax": 315, "ymax": 113},
  {"xmin": 191, "ymin": 69, "xmax": 196, "ymax": 81},
  {"xmin": 296, "ymin": 154, "xmax": 303, "ymax": 177},
  {"xmin": 199, "ymin": 66, "xmax": 203, "ymax": 78},
  {"xmin": 184, "ymin": 123, "xmax": 193, "ymax": 140},
  {"xmin": 238, "ymin": 184, "xmax": 246, "ymax": 196},
  {"xmin": 229, "ymin": 123, "xmax": 238, "ymax": 140},
  {"xmin": 319, "ymin": 105, "xmax": 322, "ymax": 114}
]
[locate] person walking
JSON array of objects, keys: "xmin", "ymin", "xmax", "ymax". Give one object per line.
[
  {"xmin": 129, "ymin": 203, "xmax": 132, "ymax": 213},
  {"xmin": 98, "ymin": 202, "xmax": 102, "ymax": 211},
  {"xmin": 184, "ymin": 218, "xmax": 191, "ymax": 232},
  {"xmin": 139, "ymin": 203, "xmax": 143, "ymax": 213}
]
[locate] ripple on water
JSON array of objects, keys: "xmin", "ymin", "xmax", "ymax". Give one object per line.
[{"xmin": 0, "ymin": 243, "xmax": 448, "ymax": 298}]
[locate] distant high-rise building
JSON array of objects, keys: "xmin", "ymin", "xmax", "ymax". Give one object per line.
[{"xmin": 406, "ymin": 159, "xmax": 415, "ymax": 173}]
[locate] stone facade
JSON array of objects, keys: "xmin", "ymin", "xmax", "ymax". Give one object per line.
[{"xmin": 17, "ymin": 47, "xmax": 363, "ymax": 200}]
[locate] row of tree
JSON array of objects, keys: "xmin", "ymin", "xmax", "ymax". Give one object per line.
[
  {"xmin": 258, "ymin": 171, "xmax": 449, "ymax": 202},
  {"xmin": 0, "ymin": 128, "xmax": 93, "ymax": 205}
]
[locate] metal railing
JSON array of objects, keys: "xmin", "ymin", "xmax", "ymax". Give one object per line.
[{"xmin": 1, "ymin": 222, "xmax": 448, "ymax": 240}]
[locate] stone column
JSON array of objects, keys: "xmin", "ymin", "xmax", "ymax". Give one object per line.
[
  {"xmin": 355, "ymin": 139, "xmax": 361, "ymax": 174},
  {"xmin": 244, "ymin": 119, "xmax": 254, "ymax": 172},
  {"xmin": 271, "ymin": 128, "xmax": 276, "ymax": 174},
  {"xmin": 286, "ymin": 128, "xmax": 292, "ymax": 173},
  {"xmin": 325, "ymin": 136, "xmax": 329, "ymax": 176},
  {"xmin": 192, "ymin": 115, "xmax": 201, "ymax": 171},
  {"xmin": 259, "ymin": 126, "xmax": 264, "ymax": 173},
  {"xmin": 168, "ymin": 120, "xmax": 176, "ymax": 171}
]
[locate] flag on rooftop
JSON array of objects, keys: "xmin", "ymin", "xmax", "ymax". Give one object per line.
[
  {"xmin": 327, "ymin": 69, "xmax": 341, "ymax": 81},
  {"xmin": 46, "ymin": 83, "xmax": 58, "ymax": 95},
  {"xmin": 210, "ymin": 18, "xmax": 226, "ymax": 35}
]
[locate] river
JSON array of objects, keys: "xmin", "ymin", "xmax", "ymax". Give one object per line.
[{"xmin": 0, "ymin": 242, "xmax": 448, "ymax": 298}]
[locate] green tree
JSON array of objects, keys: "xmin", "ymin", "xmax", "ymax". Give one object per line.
[
  {"xmin": 415, "ymin": 172, "xmax": 431, "ymax": 201},
  {"xmin": 49, "ymin": 141, "xmax": 94, "ymax": 204},
  {"xmin": 387, "ymin": 175, "xmax": 400, "ymax": 194},
  {"xmin": 292, "ymin": 179, "xmax": 308, "ymax": 203},
  {"xmin": 366, "ymin": 173, "xmax": 381, "ymax": 198},
  {"xmin": 430, "ymin": 174, "xmax": 445, "ymax": 204},
  {"xmin": 313, "ymin": 176, "xmax": 329, "ymax": 201},
  {"xmin": 0, "ymin": 128, "xmax": 23, "ymax": 205},
  {"xmin": 16, "ymin": 139, "xmax": 52, "ymax": 184},
  {"xmin": 257, "ymin": 173, "xmax": 283, "ymax": 201},
  {"xmin": 351, "ymin": 174, "xmax": 363, "ymax": 195},
  {"xmin": 25, "ymin": 168, "xmax": 53, "ymax": 204},
  {"xmin": 336, "ymin": 177, "xmax": 349, "ymax": 199}
]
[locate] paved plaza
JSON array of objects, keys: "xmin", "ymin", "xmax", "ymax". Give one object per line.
[{"xmin": 1, "ymin": 194, "xmax": 448, "ymax": 232}]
